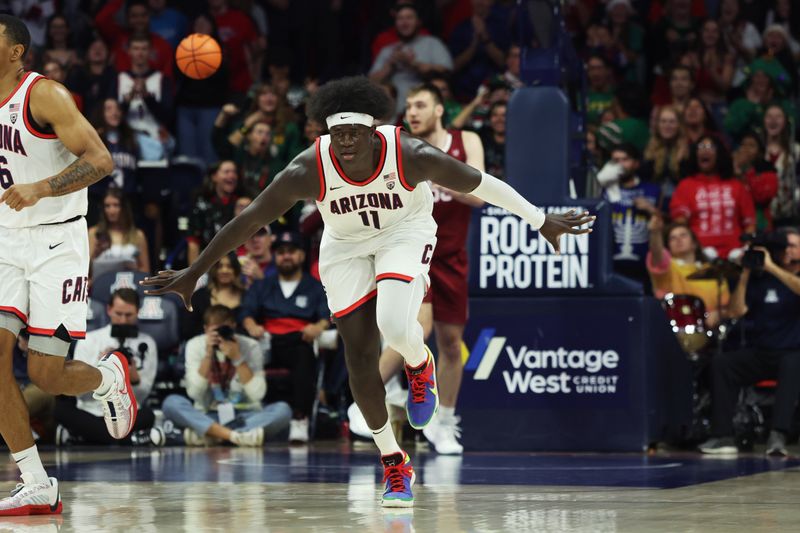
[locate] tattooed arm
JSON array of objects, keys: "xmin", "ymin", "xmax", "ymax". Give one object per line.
[{"xmin": 0, "ymin": 79, "xmax": 113, "ymax": 210}]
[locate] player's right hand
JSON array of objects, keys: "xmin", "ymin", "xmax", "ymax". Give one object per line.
[{"xmin": 140, "ymin": 269, "xmax": 197, "ymax": 312}]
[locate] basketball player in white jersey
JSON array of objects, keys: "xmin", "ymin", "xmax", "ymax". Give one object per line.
[
  {"xmin": 143, "ymin": 77, "xmax": 594, "ymax": 507},
  {"xmin": 348, "ymin": 82, "xmax": 485, "ymax": 455},
  {"xmin": 0, "ymin": 15, "xmax": 137, "ymax": 515}
]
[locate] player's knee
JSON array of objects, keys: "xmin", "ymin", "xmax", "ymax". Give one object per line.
[
  {"xmin": 376, "ymin": 314, "xmax": 411, "ymax": 353},
  {"xmin": 440, "ymin": 337, "xmax": 463, "ymax": 361}
]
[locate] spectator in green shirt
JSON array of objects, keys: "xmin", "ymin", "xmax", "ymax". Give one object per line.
[
  {"xmin": 597, "ymin": 82, "xmax": 651, "ymax": 158},
  {"xmin": 586, "ymin": 54, "xmax": 615, "ymax": 127}
]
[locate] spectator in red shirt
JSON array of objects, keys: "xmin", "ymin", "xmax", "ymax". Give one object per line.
[
  {"xmin": 94, "ymin": 0, "xmax": 174, "ymax": 78},
  {"xmin": 670, "ymin": 135, "xmax": 756, "ymax": 258},
  {"xmin": 208, "ymin": 0, "xmax": 263, "ymax": 97},
  {"xmin": 370, "ymin": 0, "xmax": 432, "ymax": 61}
]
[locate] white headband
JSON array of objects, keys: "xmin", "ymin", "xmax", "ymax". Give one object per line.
[{"xmin": 326, "ymin": 112, "xmax": 374, "ymax": 129}]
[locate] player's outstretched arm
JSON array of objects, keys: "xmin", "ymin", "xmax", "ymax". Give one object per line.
[
  {"xmin": 141, "ymin": 150, "xmax": 318, "ymax": 310},
  {"xmin": 401, "ymin": 132, "xmax": 595, "ymax": 253},
  {"xmin": 0, "ymin": 79, "xmax": 113, "ymax": 211}
]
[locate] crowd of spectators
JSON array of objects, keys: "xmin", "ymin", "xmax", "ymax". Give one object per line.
[{"xmin": 7, "ymin": 0, "xmax": 800, "ymax": 452}]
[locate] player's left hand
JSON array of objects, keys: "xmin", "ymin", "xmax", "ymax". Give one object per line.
[
  {"xmin": 539, "ymin": 210, "xmax": 596, "ymax": 254},
  {"xmin": 0, "ymin": 183, "xmax": 43, "ymax": 211}
]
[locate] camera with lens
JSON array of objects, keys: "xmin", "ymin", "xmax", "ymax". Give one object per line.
[
  {"xmin": 213, "ymin": 324, "xmax": 235, "ymax": 346},
  {"xmin": 110, "ymin": 324, "xmax": 148, "ymax": 368},
  {"xmin": 741, "ymin": 232, "xmax": 788, "ymax": 272}
]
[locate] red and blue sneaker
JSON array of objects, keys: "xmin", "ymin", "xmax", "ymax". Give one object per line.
[
  {"xmin": 381, "ymin": 451, "xmax": 415, "ymax": 508},
  {"xmin": 404, "ymin": 347, "xmax": 439, "ymax": 429}
]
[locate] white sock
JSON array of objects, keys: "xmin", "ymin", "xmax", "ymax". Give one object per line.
[
  {"xmin": 12, "ymin": 445, "xmax": 48, "ymax": 484},
  {"xmin": 94, "ymin": 365, "xmax": 115, "ymax": 396},
  {"xmin": 439, "ymin": 406, "xmax": 455, "ymax": 419},
  {"xmin": 371, "ymin": 420, "xmax": 402, "ymax": 456},
  {"xmin": 405, "ymin": 348, "xmax": 428, "ymax": 369}
]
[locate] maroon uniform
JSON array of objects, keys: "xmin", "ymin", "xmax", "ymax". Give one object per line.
[{"xmin": 423, "ymin": 129, "xmax": 472, "ymax": 324}]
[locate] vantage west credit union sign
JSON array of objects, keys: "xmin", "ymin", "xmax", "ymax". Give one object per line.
[{"xmin": 469, "ymin": 205, "xmax": 600, "ymax": 294}]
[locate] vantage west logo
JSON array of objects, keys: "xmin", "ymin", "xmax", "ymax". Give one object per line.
[{"xmin": 465, "ymin": 329, "xmax": 621, "ymax": 395}]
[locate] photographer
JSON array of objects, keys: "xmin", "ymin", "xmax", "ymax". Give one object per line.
[
  {"xmin": 54, "ymin": 289, "xmax": 157, "ymax": 445},
  {"xmin": 162, "ymin": 305, "xmax": 291, "ymax": 446},
  {"xmin": 700, "ymin": 228, "xmax": 800, "ymax": 456}
]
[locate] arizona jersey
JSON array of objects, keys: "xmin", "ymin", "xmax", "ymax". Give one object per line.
[
  {"xmin": 0, "ymin": 72, "xmax": 83, "ymax": 228},
  {"xmin": 431, "ymin": 129, "xmax": 473, "ymax": 256},
  {"xmin": 315, "ymin": 125, "xmax": 433, "ymax": 242}
]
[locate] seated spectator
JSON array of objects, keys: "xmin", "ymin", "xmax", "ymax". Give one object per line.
[
  {"xmin": 238, "ymin": 226, "xmax": 277, "ymax": 289},
  {"xmin": 162, "ymin": 305, "xmax": 291, "ymax": 447},
  {"xmin": 8, "ymin": 0, "xmax": 54, "ymax": 49},
  {"xmin": 224, "ymin": 84, "xmax": 303, "ymax": 175},
  {"xmin": 765, "ymin": 0, "xmax": 800, "ymax": 53},
  {"xmin": 646, "ymin": 0, "xmax": 701, "ymax": 86},
  {"xmin": 719, "ymin": 0, "xmax": 763, "ymax": 87},
  {"xmin": 213, "ymin": 116, "xmax": 274, "ymax": 191},
  {"xmin": 370, "ymin": 0, "xmax": 432, "ymax": 62},
  {"xmin": 762, "ymin": 103, "xmax": 800, "ymax": 226},
  {"xmin": 724, "ymin": 58, "xmax": 793, "ymax": 142},
  {"xmin": 89, "ymin": 189, "xmax": 150, "ymax": 274},
  {"xmin": 597, "ymin": 82, "xmax": 651, "ymax": 156},
  {"xmin": 585, "ymin": 54, "xmax": 616, "ymax": 127},
  {"xmin": 54, "ymin": 289, "xmax": 157, "ymax": 445},
  {"xmin": 699, "ymin": 228, "xmax": 800, "ymax": 456},
  {"xmin": 479, "ymin": 101, "xmax": 507, "ymax": 180},
  {"xmin": 670, "ymin": 135, "xmax": 755, "ymax": 258},
  {"xmin": 183, "ymin": 253, "xmax": 246, "ymax": 339},
  {"xmin": 209, "ymin": 0, "xmax": 263, "ymax": 96},
  {"xmin": 449, "ymin": 0, "xmax": 511, "ymax": 100},
  {"xmin": 89, "ymin": 98, "xmax": 139, "ymax": 216},
  {"xmin": 302, "ymin": 118, "xmax": 324, "ymax": 147},
  {"xmin": 175, "ymin": 12, "xmax": 229, "ymax": 166},
  {"xmin": 605, "ymin": 0, "xmax": 645, "ymax": 83},
  {"xmin": 187, "ymin": 161, "xmax": 241, "ymax": 265},
  {"xmin": 370, "ymin": 3, "xmax": 454, "ymax": 115},
  {"xmin": 115, "ymin": 33, "xmax": 174, "ymax": 161},
  {"xmin": 241, "ymin": 232, "xmax": 330, "ymax": 443},
  {"xmin": 761, "ymin": 24, "xmax": 798, "ymax": 95},
  {"xmin": 67, "ymin": 39, "xmax": 117, "ymax": 119},
  {"xmin": 43, "ymin": 60, "xmax": 82, "ymax": 112},
  {"xmin": 683, "ymin": 96, "xmax": 719, "ymax": 145},
  {"xmin": 689, "ymin": 19, "xmax": 736, "ymax": 107},
  {"xmin": 95, "ymin": 0, "xmax": 174, "ymax": 78},
  {"xmin": 596, "ymin": 144, "xmax": 661, "ymax": 285},
  {"xmin": 147, "ymin": 0, "xmax": 188, "ymax": 49},
  {"xmin": 429, "ymin": 73, "xmax": 464, "ymax": 128},
  {"xmin": 652, "ymin": 65, "xmax": 695, "ymax": 115},
  {"xmin": 733, "ymin": 132, "xmax": 778, "ymax": 231},
  {"xmin": 647, "ymin": 217, "xmax": 730, "ymax": 327},
  {"xmin": 42, "ymin": 14, "xmax": 79, "ymax": 70},
  {"xmin": 14, "ymin": 332, "xmax": 56, "ymax": 444},
  {"xmin": 641, "ymin": 105, "xmax": 690, "ymax": 206},
  {"xmin": 451, "ymin": 78, "xmax": 509, "ymax": 131}
]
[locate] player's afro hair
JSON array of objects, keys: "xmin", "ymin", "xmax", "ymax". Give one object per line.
[{"xmin": 308, "ymin": 76, "xmax": 392, "ymax": 126}]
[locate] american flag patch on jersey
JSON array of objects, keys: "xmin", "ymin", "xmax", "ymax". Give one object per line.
[
  {"xmin": 384, "ymin": 172, "xmax": 396, "ymax": 190},
  {"xmin": 9, "ymin": 102, "xmax": 19, "ymax": 123}
]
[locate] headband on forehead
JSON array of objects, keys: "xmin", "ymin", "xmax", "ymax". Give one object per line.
[{"xmin": 326, "ymin": 112, "xmax": 374, "ymax": 130}]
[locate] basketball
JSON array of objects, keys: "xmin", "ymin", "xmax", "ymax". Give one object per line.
[{"xmin": 175, "ymin": 33, "xmax": 221, "ymax": 80}]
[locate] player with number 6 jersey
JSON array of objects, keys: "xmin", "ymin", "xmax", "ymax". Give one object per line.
[{"xmin": 0, "ymin": 15, "xmax": 137, "ymax": 516}]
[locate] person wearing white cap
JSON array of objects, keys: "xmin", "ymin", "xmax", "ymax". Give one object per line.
[{"xmin": 142, "ymin": 76, "xmax": 595, "ymax": 507}]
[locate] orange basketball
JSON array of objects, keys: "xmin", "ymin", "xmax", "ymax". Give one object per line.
[{"xmin": 176, "ymin": 33, "xmax": 222, "ymax": 80}]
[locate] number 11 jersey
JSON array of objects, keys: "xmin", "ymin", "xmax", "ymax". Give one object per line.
[{"xmin": 314, "ymin": 125, "xmax": 433, "ymax": 242}]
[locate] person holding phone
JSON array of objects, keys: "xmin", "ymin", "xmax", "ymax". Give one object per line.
[{"xmin": 161, "ymin": 305, "xmax": 291, "ymax": 447}]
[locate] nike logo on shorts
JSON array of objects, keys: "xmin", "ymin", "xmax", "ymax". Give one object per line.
[{"xmin": 49, "ymin": 242, "xmax": 63, "ymax": 250}]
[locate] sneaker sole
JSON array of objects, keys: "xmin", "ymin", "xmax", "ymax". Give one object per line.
[
  {"xmin": 406, "ymin": 347, "xmax": 439, "ymax": 430},
  {"xmin": 105, "ymin": 352, "xmax": 138, "ymax": 439},
  {"xmin": 382, "ymin": 472, "xmax": 415, "ymax": 508},
  {"xmin": 699, "ymin": 447, "xmax": 738, "ymax": 454},
  {"xmin": 0, "ymin": 501, "xmax": 62, "ymax": 516}
]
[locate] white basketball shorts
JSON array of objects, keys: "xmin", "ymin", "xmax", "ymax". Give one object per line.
[
  {"xmin": 0, "ymin": 217, "xmax": 89, "ymax": 351},
  {"xmin": 318, "ymin": 220, "xmax": 437, "ymax": 319}
]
